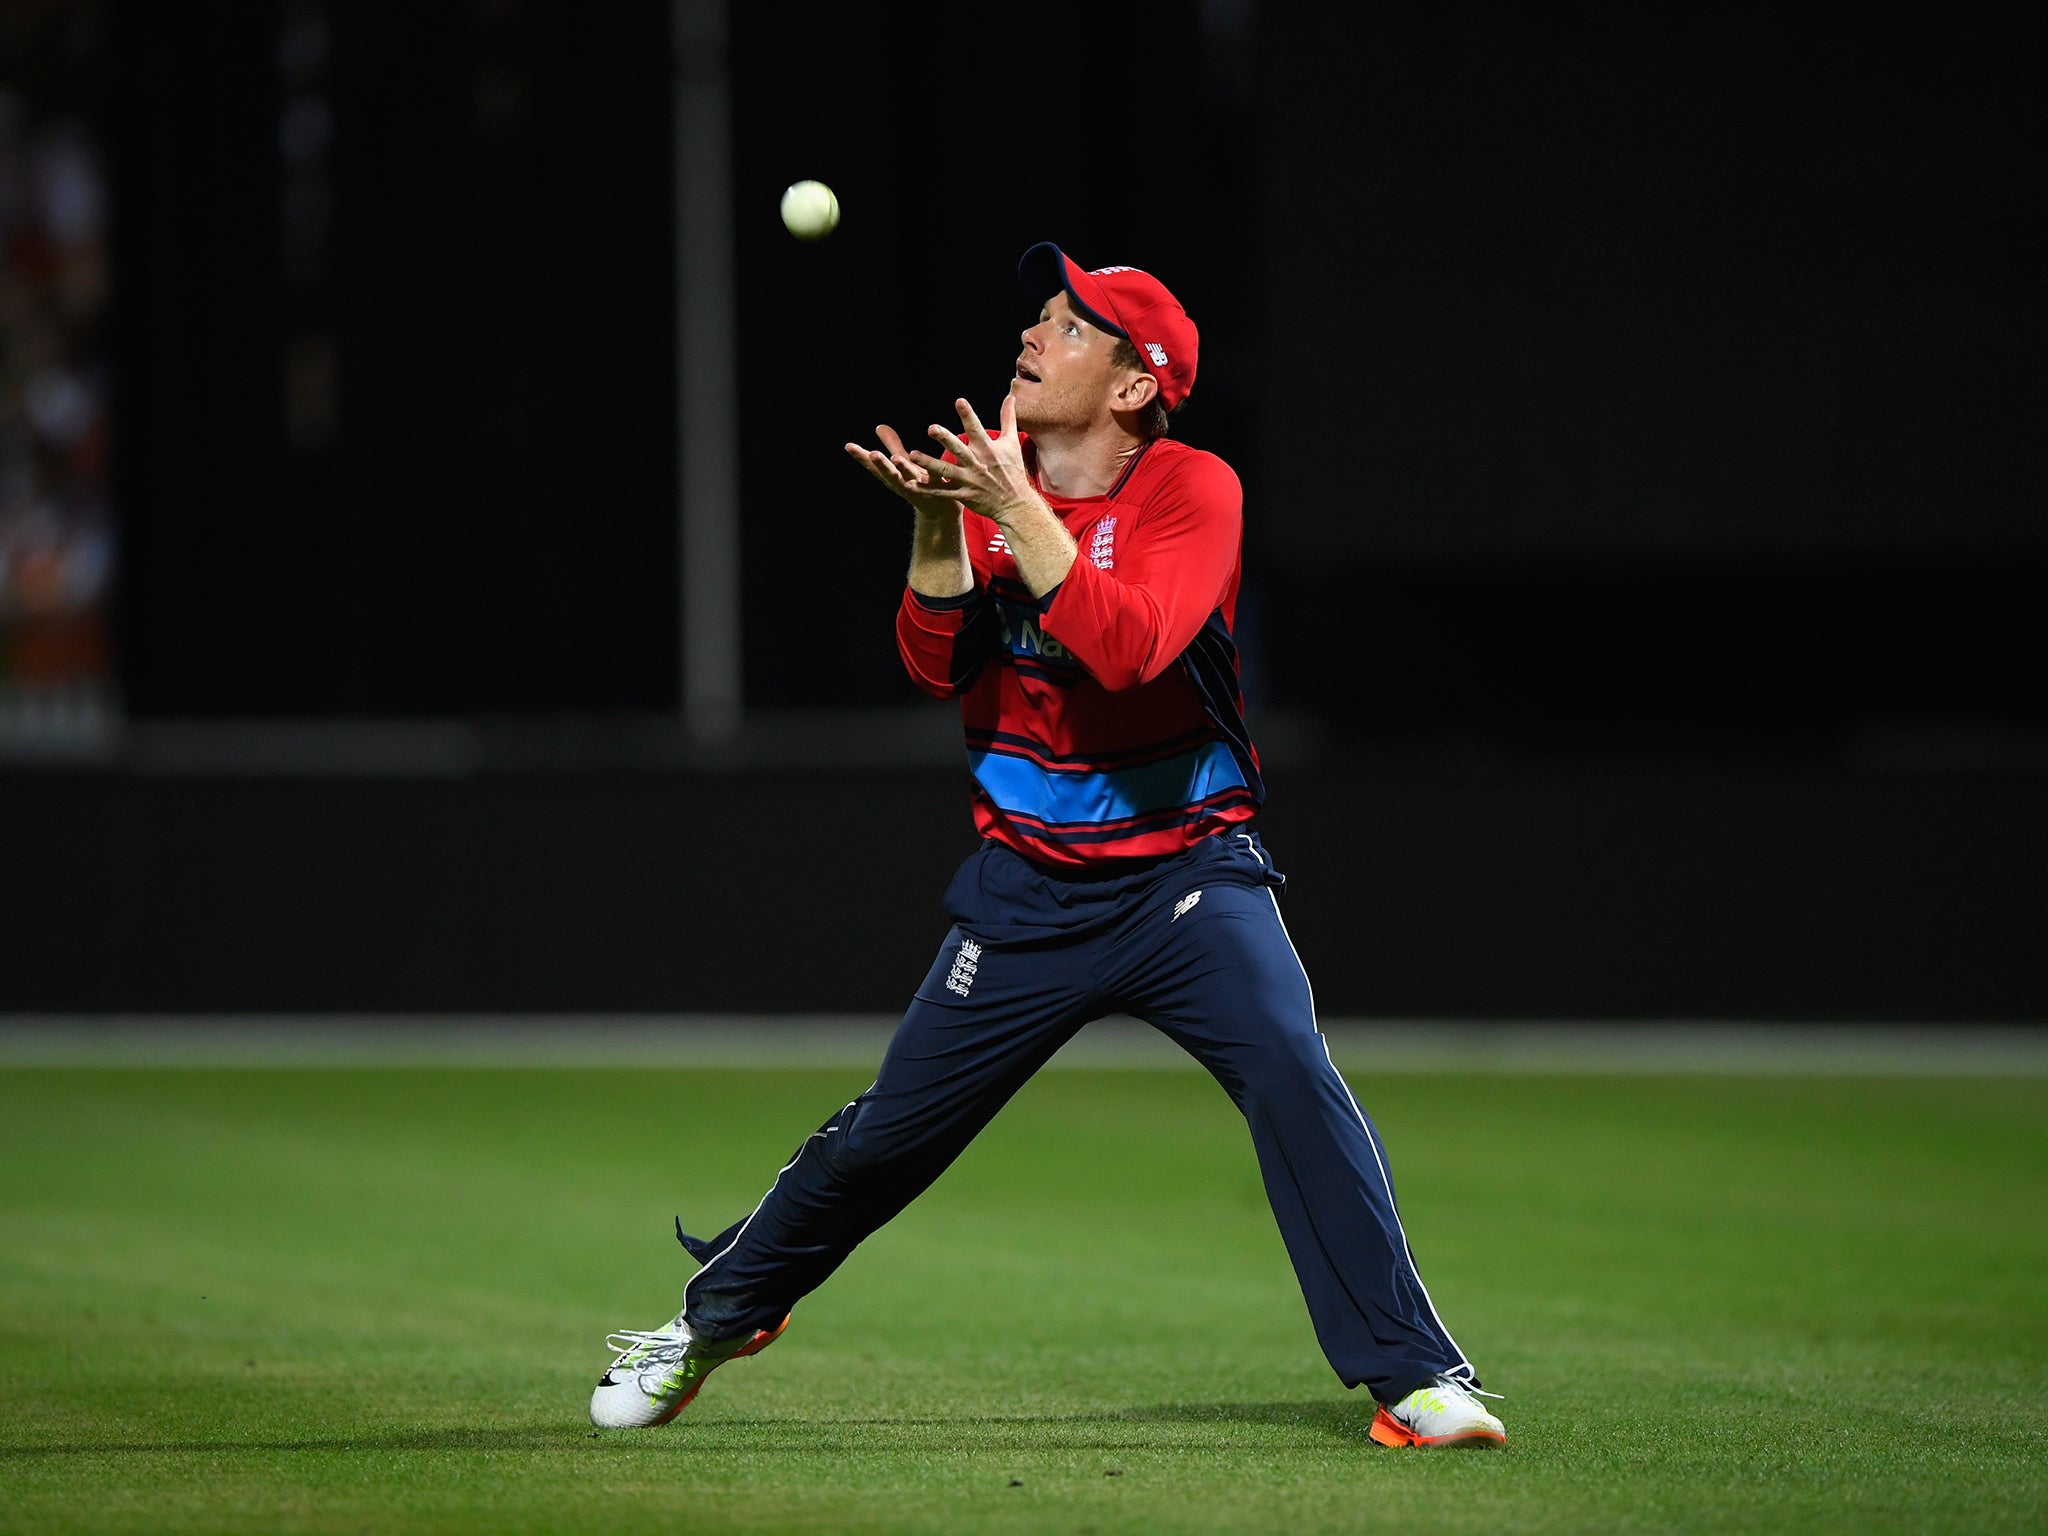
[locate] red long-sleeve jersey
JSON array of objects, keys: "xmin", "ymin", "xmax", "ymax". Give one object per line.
[{"xmin": 897, "ymin": 435, "xmax": 1264, "ymax": 868}]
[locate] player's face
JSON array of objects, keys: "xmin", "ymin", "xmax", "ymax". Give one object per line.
[{"xmin": 1011, "ymin": 292, "xmax": 1134, "ymax": 432}]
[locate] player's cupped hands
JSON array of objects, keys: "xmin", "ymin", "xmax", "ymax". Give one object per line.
[
  {"xmin": 845, "ymin": 396, "xmax": 1037, "ymax": 525},
  {"xmin": 844, "ymin": 422, "xmax": 958, "ymax": 518},
  {"xmin": 907, "ymin": 395, "xmax": 1038, "ymax": 526}
]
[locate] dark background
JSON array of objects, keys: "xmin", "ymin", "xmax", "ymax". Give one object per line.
[{"xmin": 3, "ymin": 1, "xmax": 2042, "ymax": 1021}]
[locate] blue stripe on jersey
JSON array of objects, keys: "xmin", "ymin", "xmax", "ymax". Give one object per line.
[
  {"xmin": 968, "ymin": 739, "xmax": 1249, "ymax": 831},
  {"xmin": 986, "ymin": 787, "xmax": 1262, "ymax": 847}
]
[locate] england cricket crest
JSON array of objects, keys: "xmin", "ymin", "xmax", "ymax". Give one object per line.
[
  {"xmin": 1089, "ymin": 516, "xmax": 1118, "ymax": 570},
  {"xmin": 945, "ymin": 938, "xmax": 982, "ymax": 998}
]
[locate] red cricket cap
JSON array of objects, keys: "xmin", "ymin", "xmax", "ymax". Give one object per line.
[{"xmin": 1018, "ymin": 242, "xmax": 1199, "ymax": 411}]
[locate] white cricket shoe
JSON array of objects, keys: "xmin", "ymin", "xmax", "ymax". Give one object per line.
[
  {"xmin": 1369, "ymin": 1371, "xmax": 1507, "ymax": 1449},
  {"xmin": 588, "ymin": 1310, "xmax": 790, "ymax": 1429}
]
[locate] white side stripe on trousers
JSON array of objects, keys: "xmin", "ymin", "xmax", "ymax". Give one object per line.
[{"xmin": 1239, "ymin": 834, "xmax": 1473, "ymax": 1374}]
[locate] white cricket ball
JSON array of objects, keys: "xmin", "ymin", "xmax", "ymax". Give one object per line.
[{"xmin": 780, "ymin": 180, "xmax": 840, "ymax": 241}]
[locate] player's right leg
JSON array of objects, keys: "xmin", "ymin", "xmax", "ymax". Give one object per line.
[{"xmin": 589, "ymin": 922, "xmax": 1093, "ymax": 1428}]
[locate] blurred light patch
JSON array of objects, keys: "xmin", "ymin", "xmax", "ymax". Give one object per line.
[{"xmin": 0, "ymin": 6, "xmax": 119, "ymax": 760}]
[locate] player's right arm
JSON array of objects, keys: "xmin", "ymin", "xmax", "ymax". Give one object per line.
[
  {"xmin": 846, "ymin": 424, "xmax": 998, "ymax": 698},
  {"xmin": 847, "ymin": 423, "xmax": 972, "ymax": 595},
  {"xmin": 905, "ymin": 506, "xmax": 971, "ymax": 599}
]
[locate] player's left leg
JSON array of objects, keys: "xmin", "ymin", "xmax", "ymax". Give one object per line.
[{"xmin": 1116, "ymin": 839, "xmax": 1502, "ymax": 1444}]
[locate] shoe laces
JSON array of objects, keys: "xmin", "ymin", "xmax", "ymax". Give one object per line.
[
  {"xmin": 1433, "ymin": 1365, "xmax": 1505, "ymax": 1402},
  {"xmin": 603, "ymin": 1324, "xmax": 689, "ymax": 1370}
]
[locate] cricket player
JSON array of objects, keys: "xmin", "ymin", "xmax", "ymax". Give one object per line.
[{"xmin": 590, "ymin": 243, "xmax": 1506, "ymax": 1449}]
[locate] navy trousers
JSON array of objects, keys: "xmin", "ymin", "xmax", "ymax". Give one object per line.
[{"xmin": 680, "ymin": 827, "xmax": 1475, "ymax": 1403}]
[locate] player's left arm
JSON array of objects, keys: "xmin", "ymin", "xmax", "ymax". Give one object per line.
[
  {"xmin": 906, "ymin": 395, "xmax": 1078, "ymax": 599},
  {"xmin": 1038, "ymin": 455, "xmax": 1241, "ymax": 691}
]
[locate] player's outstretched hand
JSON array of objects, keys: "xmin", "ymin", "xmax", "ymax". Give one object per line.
[
  {"xmin": 905, "ymin": 396, "xmax": 1038, "ymax": 526},
  {"xmin": 844, "ymin": 423, "xmax": 958, "ymax": 519}
]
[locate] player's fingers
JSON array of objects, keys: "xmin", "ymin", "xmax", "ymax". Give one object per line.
[
  {"xmin": 926, "ymin": 423, "xmax": 969, "ymax": 458},
  {"xmin": 846, "ymin": 447, "xmax": 901, "ymax": 486},
  {"xmin": 848, "ymin": 445, "xmax": 926, "ymax": 495},
  {"xmin": 954, "ymin": 397, "xmax": 990, "ymax": 443},
  {"xmin": 875, "ymin": 424, "xmax": 912, "ymax": 457},
  {"xmin": 890, "ymin": 447, "xmax": 934, "ymax": 483}
]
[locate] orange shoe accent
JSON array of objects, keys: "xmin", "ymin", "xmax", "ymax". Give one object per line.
[
  {"xmin": 734, "ymin": 1313, "xmax": 792, "ymax": 1359},
  {"xmin": 1370, "ymin": 1406, "xmax": 1418, "ymax": 1446},
  {"xmin": 1369, "ymin": 1405, "xmax": 1506, "ymax": 1449}
]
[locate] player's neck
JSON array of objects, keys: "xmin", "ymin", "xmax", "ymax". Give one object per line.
[{"xmin": 1026, "ymin": 424, "xmax": 1147, "ymax": 500}]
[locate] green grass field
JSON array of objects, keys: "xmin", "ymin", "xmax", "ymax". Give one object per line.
[{"xmin": 2, "ymin": 1053, "xmax": 2043, "ymax": 1534}]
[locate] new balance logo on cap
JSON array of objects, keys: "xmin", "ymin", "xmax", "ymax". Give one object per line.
[{"xmin": 1145, "ymin": 342, "xmax": 1169, "ymax": 367}]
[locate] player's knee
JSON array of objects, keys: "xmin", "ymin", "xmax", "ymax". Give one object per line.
[
  {"xmin": 820, "ymin": 1104, "xmax": 909, "ymax": 1182},
  {"xmin": 1240, "ymin": 1024, "xmax": 1335, "ymax": 1104},
  {"xmin": 824, "ymin": 1131, "xmax": 882, "ymax": 1179}
]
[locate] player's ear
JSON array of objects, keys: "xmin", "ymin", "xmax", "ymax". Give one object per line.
[{"xmin": 1113, "ymin": 369, "xmax": 1159, "ymax": 413}]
